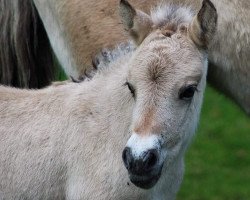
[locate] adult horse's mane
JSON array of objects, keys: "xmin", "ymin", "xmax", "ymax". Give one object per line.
[{"xmin": 0, "ymin": 0, "xmax": 55, "ymax": 88}]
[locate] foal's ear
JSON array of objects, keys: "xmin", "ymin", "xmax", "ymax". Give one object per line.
[
  {"xmin": 188, "ymin": 0, "xmax": 217, "ymax": 48},
  {"xmin": 119, "ymin": 0, "xmax": 153, "ymax": 45}
]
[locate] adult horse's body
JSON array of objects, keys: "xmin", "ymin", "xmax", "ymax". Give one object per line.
[
  {"xmin": 0, "ymin": 1, "xmax": 217, "ymax": 199},
  {"xmin": 0, "ymin": 0, "xmax": 249, "ymax": 113},
  {"xmin": 46, "ymin": 0, "xmax": 249, "ymax": 114}
]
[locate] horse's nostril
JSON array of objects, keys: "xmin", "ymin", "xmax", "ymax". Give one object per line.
[
  {"xmin": 143, "ymin": 149, "xmax": 158, "ymax": 170},
  {"xmin": 122, "ymin": 147, "xmax": 132, "ymax": 170},
  {"xmin": 123, "ymin": 148, "xmax": 159, "ymax": 174}
]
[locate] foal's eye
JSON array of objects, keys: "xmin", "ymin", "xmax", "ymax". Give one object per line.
[
  {"xmin": 179, "ymin": 85, "xmax": 197, "ymax": 100},
  {"xmin": 124, "ymin": 81, "xmax": 135, "ymax": 97}
]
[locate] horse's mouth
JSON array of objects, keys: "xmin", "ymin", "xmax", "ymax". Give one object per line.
[{"xmin": 129, "ymin": 169, "xmax": 162, "ymax": 189}]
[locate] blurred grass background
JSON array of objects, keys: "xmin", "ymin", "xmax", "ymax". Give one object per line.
[{"xmin": 177, "ymin": 86, "xmax": 250, "ymax": 200}]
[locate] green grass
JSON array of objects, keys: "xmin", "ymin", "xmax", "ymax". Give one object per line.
[
  {"xmin": 54, "ymin": 56, "xmax": 67, "ymax": 81},
  {"xmin": 177, "ymin": 86, "xmax": 250, "ymax": 200}
]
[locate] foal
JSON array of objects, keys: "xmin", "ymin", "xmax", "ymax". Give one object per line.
[{"xmin": 0, "ymin": 0, "xmax": 217, "ymax": 199}]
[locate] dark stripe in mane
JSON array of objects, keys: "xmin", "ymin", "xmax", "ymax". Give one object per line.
[{"xmin": 0, "ymin": 0, "xmax": 55, "ymax": 88}]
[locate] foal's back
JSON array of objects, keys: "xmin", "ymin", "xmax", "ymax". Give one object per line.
[{"xmin": 0, "ymin": 85, "xmax": 71, "ymax": 199}]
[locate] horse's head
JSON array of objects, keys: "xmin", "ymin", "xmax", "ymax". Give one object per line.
[{"xmin": 120, "ymin": 0, "xmax": 217, "ymax": 189}]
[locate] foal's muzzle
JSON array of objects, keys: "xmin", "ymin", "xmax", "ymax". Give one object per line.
[{"xmin": 122, "ymin": 147, "xmax": 163, "ymax": 189}]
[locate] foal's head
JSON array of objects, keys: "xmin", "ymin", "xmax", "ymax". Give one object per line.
[{"xmin": 119, "ymin": 0, "xmax": 217, "ymax": 189}]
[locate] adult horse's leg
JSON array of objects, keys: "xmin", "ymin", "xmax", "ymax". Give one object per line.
[
  {"xmin": 207, "ymin": 0, "xmax": 250, "ymax": 115},
  {"xmin": 207, "ymin": 63, "xmax": 250, "ymax": 115},
  {"xmin": 32, "ymin": 0, "xmax": 79, "ymax": 79}
]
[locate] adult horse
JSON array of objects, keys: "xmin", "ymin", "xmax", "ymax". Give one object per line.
[
  {"xmin": 0, "ymin": 0, "xmax": 217, "ymax": 199},
  {"xmin": 41, "ymin": 0, "xmax": 250, "ymax": 114},
  {"xmin": 0, "ymin": 0, "xmax": 249, "ymax": 114}
]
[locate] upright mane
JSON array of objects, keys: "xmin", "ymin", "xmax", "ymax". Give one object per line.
[
  {"xmin": 150, "ymin": 3, "xmax": 194, "ymax": 28},
  {"xmin": 0, "ymin": 0, "xmax": 55, "ymax": 88},
  {"xmin": 94, "ymin": 42, "xmax": 135, "ymax": 70}
]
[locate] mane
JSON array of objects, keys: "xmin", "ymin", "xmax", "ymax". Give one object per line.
[
  {"xmin": 0, "ymin": 0, "xmax": 55, "ymax": 88},
  {"xmin": 150, "ymin": 3, "xmax": 194, "ymax": 28},
  {"xmin": 95, "ymin": 42, "xmax": 135, "ymax": 69},
  {"xmin": 89, "ymin": 42, "xmax": 135, "ymax": 77}
]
